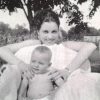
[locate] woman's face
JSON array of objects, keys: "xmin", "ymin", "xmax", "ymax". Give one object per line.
[{"xmin": 38, "ymin": 22, "xmax": 60, "ymax": 45}]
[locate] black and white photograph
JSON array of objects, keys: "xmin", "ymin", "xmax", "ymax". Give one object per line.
[{"xmin": 0, "ymin": 0, "xmax": 100, "ymax": 100}]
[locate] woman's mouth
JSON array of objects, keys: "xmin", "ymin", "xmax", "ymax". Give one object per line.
[
  {"xmin": 46, "ymin": 40, "xmax": 55, "ymax": 44},
  {"xmin": 32, "ymin": 67, "xmax": 39, "ymax": 71}
]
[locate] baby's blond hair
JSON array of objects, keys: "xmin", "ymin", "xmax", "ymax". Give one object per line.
[{"xmin": 32, "ymin": 46, "xmax": 52, "ymax": 60}]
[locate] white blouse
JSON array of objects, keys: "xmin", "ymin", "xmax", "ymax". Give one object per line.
[{"xmin": 15, "ymin": 43, "xmax": 90, "ymax": 71}]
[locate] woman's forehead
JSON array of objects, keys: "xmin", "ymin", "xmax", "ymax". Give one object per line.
[{"xmin": 40, "ymin": 22, "xmax": 59, "ymax": 30}]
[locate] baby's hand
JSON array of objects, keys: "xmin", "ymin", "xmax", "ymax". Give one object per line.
[{"xmin": 22, "ymin": 68, "xmax": 34, "ymax": 80}]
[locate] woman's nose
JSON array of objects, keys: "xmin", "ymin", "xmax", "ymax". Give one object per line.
[{"xmin": 48, "ymin": 33, "xmax": 53, "ymax": 39}]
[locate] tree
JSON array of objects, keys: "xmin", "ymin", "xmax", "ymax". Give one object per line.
[
  {"xmin": 13, "ymin": 25, "xmax": 29, "ymax": 36},
  {"xmin": 0, "ymin": 22, "xmax": 30, "ymax": 45},
  {"xmin": 67, "ymin": 27, "xmax": 83, "ymax": 40},
  {"xmin": 0, "ymin": 22, "xmax": 11, "ymax": 36},
  {"xmin": 0, "ymin": 0, "xmax": 62, "ymax": 33},
  {"xmin": 88, "ymin": 27, "xmax": 100, "ymax": 36},
  {"xmin": 0, "ymin": 0, "xmax": 99, "ymax": 37},
  {"xmin": 67, "ymin": 26, "xmax": 100, "ymax": 40},
  {"xmin": 0, "ymin": 0, "xmax": 86, "ymax": 37},
  {"xmin": 77, "ymin": 0, "xmax": 100, "ymax": 17}
]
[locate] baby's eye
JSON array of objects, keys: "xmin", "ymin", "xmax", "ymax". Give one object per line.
[{"xmin": 39, "ymin": 62, "xmax": 44, "ymax": 65}]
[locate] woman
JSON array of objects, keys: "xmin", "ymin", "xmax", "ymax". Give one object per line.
[{"xmin": 0, "ymin": 9, "xmax": 99, "ymax": 100}]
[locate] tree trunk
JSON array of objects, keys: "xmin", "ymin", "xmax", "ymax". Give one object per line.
[{"xmin": 27, "ymin": 0, "xmax": 38, "ymax": 39}]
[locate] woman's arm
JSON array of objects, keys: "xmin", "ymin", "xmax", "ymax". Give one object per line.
[
  {"xmin": 0, "ymin": 39, "xmax": 40, "ymax": 65},
  {"xmin": 63, "ymin": 41, "xmax": 97, "ymax": 72},
  {"xmin": 0, "ymin": 64, "xmax": 21, "ymax": 99},
  {"xmin": 18, "ymin": 77, "xmax": 28, "ymax": 100}
]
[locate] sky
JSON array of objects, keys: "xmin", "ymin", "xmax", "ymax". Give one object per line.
[{"xmin": 0, "ymin": 0, "xmax": 100, "ymax": 32}]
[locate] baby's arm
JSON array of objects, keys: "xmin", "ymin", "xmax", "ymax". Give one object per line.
[{"xmin": 18, "ymin": 77, "xmax": 29, "ymax": 100}]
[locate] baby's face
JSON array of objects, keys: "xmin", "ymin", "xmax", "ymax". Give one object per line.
[{"xmin": 30, "ymin": 51, "xmax": 51, "ymax": 74}]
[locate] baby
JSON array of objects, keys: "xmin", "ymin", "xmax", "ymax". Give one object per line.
[{"xmin": 18, "ymin": 46, "xmax": 57, "ymax": 100}]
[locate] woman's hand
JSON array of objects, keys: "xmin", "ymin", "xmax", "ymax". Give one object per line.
[
  {"xmin": 51, "ymin": 69, "xmax": 70, "ymax": 87},
  {"xmin": 58, "ymin": 69, "xmax": 70, "ymax": 81},
  {"xmin": 41, "ymin": 69, "xmax": 66, "ymax": 87},
  {"xmin": 45, "ymin": 69, "xmax": 61, "ymax": 80}
]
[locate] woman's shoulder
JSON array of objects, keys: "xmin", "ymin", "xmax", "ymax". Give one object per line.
[
  {"xmin": 62, "ymin": 41, "xmax": 78, "ymax": 47},
  {"xmin": 62, "ymin": 40, "xmax": 86, "ymax": 51},
  {"xmin": 58, "ymin": 42, "xmax": 78, "ymax": 54},
  {"xmin": 1, "ymin": 39, "xmax": 41, "ymax": 53},
  {"xmin": 61, "ymin": 41, "xmax": 77, "ymax": 49},
  {"xmin": 62, "ymin": 40, "xmax": 96, "ymax": 51},
  {"xmin": 16, "ymin": 39, "xmax": 41, "ymax": 51},
  {"xmin": 21, "ymin": 39, "xmax": 41, "ymax": 46},
  {"xmin": 15, "ymin": 41, "xmax": 41, "ymax": 64}
]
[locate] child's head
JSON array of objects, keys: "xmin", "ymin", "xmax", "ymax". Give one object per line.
[{"xmin": 30, "ymin": 46, "xmax": 52, "ymax": 74}]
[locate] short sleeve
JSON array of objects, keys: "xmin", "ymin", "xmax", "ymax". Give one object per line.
[{"xmin": 15, "ymin": 46, "xmax": 38, "ymax": 64}]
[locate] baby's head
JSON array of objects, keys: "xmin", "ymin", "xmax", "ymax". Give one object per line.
[{"xmin": 30, "ymin": 46, "xmax": 52, "ymax": 74}]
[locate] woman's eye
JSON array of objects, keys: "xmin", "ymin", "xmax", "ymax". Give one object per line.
[
  {"xmin": 52, "ymin": 30, "xmax": 57, "ymax": 34},
  {"xmin": 43, "ymin": 30, "xmax": 48, "ymax": 34}
]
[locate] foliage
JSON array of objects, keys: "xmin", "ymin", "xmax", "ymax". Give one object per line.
[
  {"xmin": 0, "ymin": 0, "xmax": 100, "ymax": 37},
  {"xmin": 0, "ymin": 22, "xmax": 29, "ymax": 36},
  {"xmin": 0, "ymin": 0, "xmax": 62, "ymax": 12},
  {"xmin": 0, "ymin": 22, "xmax": 30, "ymax": 45},
  {"xmin": 0, "ymin": 0, "xmax": 86, "ymax": 35},
  {"xmin": 13, "ymin": 25, "xmax": 29, "ymax": 36},
  {"xmin": 0, "ymin": 0, "xmax": 65, "ymax": 32},
  {"xmin": 77, "ymin": 0, "xmax": 100, "ymax": 17},
  {"xmin": 0, "ymin": 22, "xmax": 11, "ymax": 36},
  {"xmin": 67, "ymin": 26, "xmax": 100, "ymax": 40},
  {"xmin": 1, "ymin": 0, "xmax": 99, "ymax": 18},
  {"xmin": 88, "ymin": 27, "xmax": 100, "ymax": 36}
]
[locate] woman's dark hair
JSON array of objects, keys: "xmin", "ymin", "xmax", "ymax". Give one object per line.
[{"xmin": 32, "ymin": 9, "xmax": 60, "ymax": 31}]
